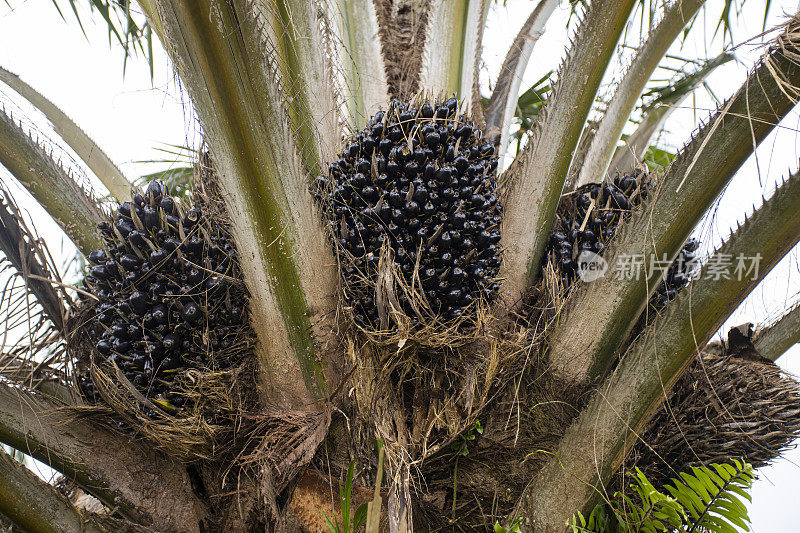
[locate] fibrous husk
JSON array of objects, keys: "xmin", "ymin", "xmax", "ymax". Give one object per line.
[
  {"xmin": 623, "ymin": 343, "xmax": 800, "ymax": 487},
  {"xmin": 339, "ymin": 272, "xmax": 570, "ymax": 530},
  {"xmin": 67, "ymin": 310, "xmax": 257, "ymax": 460}
]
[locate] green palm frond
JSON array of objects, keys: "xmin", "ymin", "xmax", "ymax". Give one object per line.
[
  {"xmin": 52, "ymin": 0, "xmax": 155, "ymax": 76},
  {"xmin": 0, "ymin": 66, "xmax": 130, "ymax": 202},
  {"xmin": 754, "ymin": 303, "xmax": 800, "ymax": 361},
  {"xmin": 0, "ymin": 107, "xmax": 104, "ymax": 255}
]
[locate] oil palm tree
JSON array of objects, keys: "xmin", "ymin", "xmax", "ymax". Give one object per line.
[{"xmin": 1, "ymin": 1, "xmax": 800, "ymax": 532}]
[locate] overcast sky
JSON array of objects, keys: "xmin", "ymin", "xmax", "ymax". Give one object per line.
[{"xmin": 1, "ymin": 0, "xmax": 800, "ymax": 530}]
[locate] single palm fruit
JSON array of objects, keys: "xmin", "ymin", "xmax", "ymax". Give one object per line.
[
  {"xmin": 314, "ymin": 98, "xmax": 502, "ymax": 327},
  {"xmin": 79, "ymin": 180, "xmax": 249, "ymax": 412},
  {"xmin": 547, "ymin": 170, "xmax": 695, "ymax": 310}
]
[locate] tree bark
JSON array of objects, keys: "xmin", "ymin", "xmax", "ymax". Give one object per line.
[
  {"xmin": 0, "ymin": 383, "xmax": 208, "ymax": 532},
  {"xmin": 0, "ymin": 446, "xmax": 105, "ymax": 533}
]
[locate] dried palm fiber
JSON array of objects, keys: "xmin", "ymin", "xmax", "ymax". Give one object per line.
[
  {"xmin": 68, "ymin": 172, "xmax": 257, "ymax": 460},
  {"xmin": 623, "ymin": 340, "xmax": 800, "ymax": 488},
  {"xmin": 373, "ymin": 0, "xmax": 431, "ymax": 99},
  {"xmin": 396, "ymin": 266, "xmax": 583, "ymax": 530},
  {"xmin": 0, "ymin": 186, "xmax": 72, "ymax": 395},
  {"xmin": 405, "ymin": 369, "xmax": 582, "ymax": 530},
  {"xmin": 330, "ymin": 271, "xmax": 578, "ymax": 532}
]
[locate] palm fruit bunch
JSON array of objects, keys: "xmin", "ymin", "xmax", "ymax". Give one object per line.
[
  {"xmin": 313, "ymin": 98, "xmax": 502, "ymax": 327},
  {"xmin": 546, "ymin": 170, "xmax": 697, "ymax": 310},
  {"xmin": 547, "ymin": 170, "xmax": 647, "ymax": 281},
  {"xmin": 77, "ymin": 180, "xmax": 249, "ymax": 413}
]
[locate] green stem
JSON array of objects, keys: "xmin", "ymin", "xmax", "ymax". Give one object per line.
[
  {"xmin": 337, "ymin": 0, "xmax": 390, "ymax": 130},
  {"xmin": 0, "ymin": 382, "xmax": 206, "ymax": 529},
  {"xmin": 498, "ymin": 0, "xmax": 637, "ymax": 311},
  {"xmin": 269, "ymin": 0, "xmax": 341, "ymax": 175},
  {"xmin": 548, "ymin": 19, "xmax": 800, "ymax": 382},
  {"xmin": 420, "ymin": 0, "xmax": 477, "ymax": 97},
  {"xmin": 755, "ymin": 304, "xmax": 800, "ymax": 361},
  {"xmin": 0, "ymin": 447, "xmax": 105, "ymax": 533},
  {"xmin": 575, "ymin": 0, "xmax": 706, "ymax": 187},
  {"xmin": 151, "ymin": 0, "xmax": 339, "ymax": 405},
  {"xmin": 0, "ymin": 67, "xmax": 130, "ymax": 202},
  {"xmin": 514, "ymin": 165, "xmax": 800, "ymax": 531}
]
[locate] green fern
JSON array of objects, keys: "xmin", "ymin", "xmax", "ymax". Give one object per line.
[
  {"xmin": 568, "ymin": 460, "xmax": 754, "ymax": 533},
  {"xmin": 667, "ymin": 461, "xmax": 753, "ymax": 533}
]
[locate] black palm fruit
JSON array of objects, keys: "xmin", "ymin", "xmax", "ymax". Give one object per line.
[
  {"xmin": 546, "ymin": 169, "xmax": 697, "ymax": 310},
  {"xmin": 314, "ymin": 98, "xmax": 502, "ymax": 327},
  {"xmin": 78, "ymin": 180, "xmax": 249, "ymax": 414},
  {"xmin": 650, "ymin": 238, "xmax": 699, "ymax": 309}
]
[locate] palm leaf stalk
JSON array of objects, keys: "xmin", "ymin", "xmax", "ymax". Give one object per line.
[
  {"xmin": 607, "ymin": 51, "xmax": 734, "ymax": 175},
  {"xmin": 0, "ymin": 381, "xmax": 208, "ymax": 529},
  {"xmin": 0, "ymin": 67, "xmax": 131, "ymax": 202},
  {"xmin": 265, "ymin": 0, "xmax": 343, "ymax": 173},
  {"xmin": 151, "ymin": 0, "xmax": 339, "ymax": 407},
  {"xmin": 0, "ymin": 1, "xmax": 800, "ymax": 532},
  {"xmin": 335, "ymin": 0, "xmax": 391, "ymax": 130},
  {"xmin": 516, "ymin": 165, "xmax": 800, "ymax": 530},
  {"xmin": 0, "ymin": 108, "xmax": 104, "ymax": 256},
  {"xmin": 547, "ymin": 19, "xmax": 800, "ymax": 382},
  {"xmin": 0, "ymin": 445, "xmax": 105, "ymax": 533},
  {"xmin": 419, "ymin": 0, "xmax": 486, "ymax": 103},
  {"xmin": 485, "ymin": 0, "xmax": 558, "ymax": 166},
  {"xmin": 575, "ymin": 0, "xmax": 707, "ymax": 188},
  {"xmin": 755, "ymin": 303, "xmax": 800, "ymax": 361},
  {"xmin": 498, "ymin": 0, "xmax": 638, "ymax": 311}
]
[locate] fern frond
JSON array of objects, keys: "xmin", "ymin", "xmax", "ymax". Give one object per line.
[
  {"xmin": 664, "ymin": 461, "xmax": 753, "ymax": 533},
  {"xmin": 567, "ymin": 462, "xmax": 753, "ymax": 533}
]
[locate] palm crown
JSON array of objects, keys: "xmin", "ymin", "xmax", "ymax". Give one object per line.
[{"xmin": 1, "ymin": 1, "xmax": 800, "ymax": 532}]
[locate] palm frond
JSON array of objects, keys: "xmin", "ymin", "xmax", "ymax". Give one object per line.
[
  {"xmin": 575, "ymin": 0, "xmax": 707, "ymax": 188},
  {"xmin": 755, "ymin": 302, "xmax": 800, "ymax": 361},
  {"xmin": 150, "ymin": 0, "xmax": 339, "ymax": 406},
  {"xmin": 53, "ymin": 0, "xmax": 155, "ymax": 76},
  {"xmin": 0, "ymin": 66, "xmax": 130, "ymax": 202},
  {"xmin": 0, "ymin": 189, "xmax": 73, "ymax": 394},
  {"xmin": 498, "ymin": 0, "xmax": 637, "ymax": 311},
  {"xmin": 547, "ymin": 16, "xmax": 800, "ymax": 382},
  {"xmin": 484, "ymin": 0, "xmax": 558, "ymax": 154},
  {"xmin": 608, "ymin": 51, "xmax": 734, "ymax": 175},
  {"xmin": 517, "ymin": 165, "xmax": 800, "ymax": 528},
  {"xmin": 503, "ymin": 71, "xmax": 554, "ymax": 149},
  {"xmin": 0, "ymin": 107, "xmax": 104, "ymax": 256},
  {"xmin": 570, "ymin": 462, "xmax": 754, "ymax": 533}
]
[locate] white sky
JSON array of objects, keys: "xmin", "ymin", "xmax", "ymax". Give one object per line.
[{"xmin": 1, "ymin": 0, "xmax": 800, "ymax": 530}]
